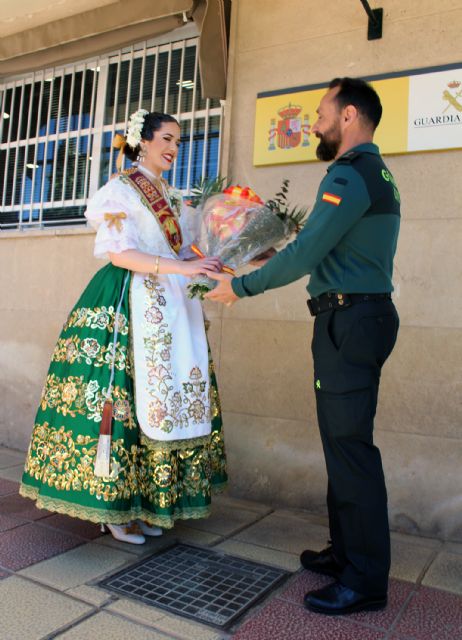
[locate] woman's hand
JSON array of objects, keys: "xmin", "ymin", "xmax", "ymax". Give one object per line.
[{"xmin": 179, "ymin": 257, "xmax": 223, "ymax": 277}]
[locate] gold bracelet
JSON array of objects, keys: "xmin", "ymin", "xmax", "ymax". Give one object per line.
[{"xmin": 154, "ymin": 255, "xmax": 160, "ymax": 276}]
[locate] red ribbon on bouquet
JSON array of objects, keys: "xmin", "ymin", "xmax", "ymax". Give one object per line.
[
  {"xmin": 190, "ymin": 244, "xmax": 235, "ymax": 276},
  {"xmin": 223, "ymin": 185, "xmax": 264, "ymax": 204}
]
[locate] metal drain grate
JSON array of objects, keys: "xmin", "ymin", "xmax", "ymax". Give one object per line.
[{"xmin": 100, "ymin": 543, "xmax": 289, "ymax": 628}]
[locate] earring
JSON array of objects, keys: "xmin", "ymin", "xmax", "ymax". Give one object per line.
[{"xmin": 138, "ymin": 144, "xmax": 147, "ymax": 160}]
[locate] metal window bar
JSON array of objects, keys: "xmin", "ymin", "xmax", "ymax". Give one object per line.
[
  {"xmin": 39, "ymin": 75, "xmax": 56, "ymax": 221},
  {"xmin": 201, "ymin": 99, "xmax": 210, "ymax": 180},
  {"xmin": 83, "ymin": 60, "xmax": 101, "ymax": 201},
  {"xmin": 0, "ymin": 88, "xmax": 5, "ymax": 145},
  {"xmin": 72, "ymin": 66, "xmax": 88, "ymax": 203},
  {"xmin": 150, "ymin": 45, "xmax": 160, "ymax": 113},
  {"xmin": 84, "ymin": 59, "xmax": 105, "ymax": 198},
  {"xmin": 50, "ymin": 70, "xmax": 65, "ymax": 203},
  {"xmin": 28, "ymin": 77, "xmax": 45, "ymax": 221},
  {"xmin": 172, "ymin": 40, "xmax": 185, "ymax": 188},
  {"xmin": 60, "ymin": 69, "xmax": 76, "ymax": 206},
  {"xmin": 1, "ymin": 85, "xmax": 15, "ymax": 210},
  {"xmin": 121, "ymin": 46, "xmax": 135, "ymax": 173},
  {"xmin": 138, "ymin": 41, "xmax": 147, "ymax": 110},
  {"xmin": 217, "ymin": 102, "xmax": 225, "ymax": 179},
  {"xmin": 107, "ymin": 50, "xmax": 122, "ymax": 181},
  {"xmin": 19, "ymin": 72, "xmax": 35, "ymax": 223},
  {"xmin": 163, "ymin": 42, "xmax": 173, "ymax": 114},
  {"xmin": 185, "ymin": 46, "xmax": 199, "ymax": 194},
  {"xmin": 10, "ymin": 80, "xmax": 25, "ymax": 211}
]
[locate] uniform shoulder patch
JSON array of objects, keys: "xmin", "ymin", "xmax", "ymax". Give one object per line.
[{"xmin": 322, "ymin": 192, "xmax": 342, "ymax": 206}]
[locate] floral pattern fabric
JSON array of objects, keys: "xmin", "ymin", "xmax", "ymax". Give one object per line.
[{"xmin": 20, "ymin": 263, "xmax": 227, "ymax": 527}]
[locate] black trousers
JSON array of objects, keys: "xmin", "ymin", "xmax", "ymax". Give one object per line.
[{"xmin": 311, "ymin": 298, "xmax": 399, "ymax": 596}]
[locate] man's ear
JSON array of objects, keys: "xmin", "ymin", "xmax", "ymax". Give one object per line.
[{"xmin": 343, "ymin": 104, "xmax": 358, "ymax": 125}]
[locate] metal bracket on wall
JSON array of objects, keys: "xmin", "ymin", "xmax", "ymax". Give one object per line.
[{"xmin": 359, "ymin": 0, "xmax": 383, "ymax": 40}]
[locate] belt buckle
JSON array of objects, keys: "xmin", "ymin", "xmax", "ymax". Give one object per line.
[{"xmin": 336, "ymin": 293, "xmax": 351, "ymax": 309}]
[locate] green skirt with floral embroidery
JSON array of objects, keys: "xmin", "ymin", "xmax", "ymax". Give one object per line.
[{"xmin": 20, "ymin": 263, "xmax": 227, "ymax": 528}]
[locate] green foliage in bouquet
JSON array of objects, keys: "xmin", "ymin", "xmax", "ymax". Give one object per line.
[
  {"xmin": 265, "ymin": 179, "xmax": 308, "ymax": 234},
  {"xmin": 188, "ymin": 175, "xmax": 232, "ymax": 209},
  {"xmin": 187, "ymin": 282, "xmax": 211, "ymax": 300}
]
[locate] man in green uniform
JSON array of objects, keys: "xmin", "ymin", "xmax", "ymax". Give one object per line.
[{"xmin": 205, "ymin": 77, "xmax": 400, "ymax": 615}]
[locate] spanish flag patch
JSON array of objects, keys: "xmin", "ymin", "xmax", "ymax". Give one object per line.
[{"xmin": 322, "ymin": 192, "xmax": 342, "ymax": 206}]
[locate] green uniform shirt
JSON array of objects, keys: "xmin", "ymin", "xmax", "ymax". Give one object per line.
[{"xmin": 231, "ymin": 143, "xmax": 401, "ymax": 299}]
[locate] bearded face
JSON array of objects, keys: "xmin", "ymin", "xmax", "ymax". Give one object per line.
[{"xmin": 315, "ymin": 118, "xmax": 342, "ymax": 161}]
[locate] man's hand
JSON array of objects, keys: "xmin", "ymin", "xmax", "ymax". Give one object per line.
[{"xmin": 204, "ymin": 271, "xmax": 239, "ymax": 305}]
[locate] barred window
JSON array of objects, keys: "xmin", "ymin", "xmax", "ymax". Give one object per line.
[{"xmin": 0, "ymin": 35, "xmax": 223, "ymax": 230}]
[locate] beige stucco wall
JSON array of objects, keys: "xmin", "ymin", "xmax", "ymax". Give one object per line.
[{"xmin": 1, "ymin": 0, "xmax": 461, "ymax": 540}]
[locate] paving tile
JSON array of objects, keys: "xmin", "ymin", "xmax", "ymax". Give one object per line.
[
  {"xmin": 0, "ymin": 465, "xmax": 26, "ymax": 483},
  {"xmin": 232, "ymin": 598, "xmax": 386, "ymax": 639},
  {"xmin": 0, "ymin": 492, "xmax": 52, "ymax": 520},
  {"xmin": 0, "ymin": 450, "xmax": 26, "ymax": 469},
  {"xmin": 390, "ymin": 536, "xmax": 437, "ymax": 582},
  {"xmin": 179, "ymin": 502, "xmax": 265, "ymax": 536},
  {"xmin": 235, "ymin": 513, "xmax": 329, "ymax": 555},
  {"xmin": 215, "ymin": 493, "xmax": 273, "ymax": 515},
  {"xmin": 215, "ymin": 539, "xmax": 300, "ymax": 572},
  {"xmin": 19, "ymin": 541, "xmax": 134, "ymax": 590},
  {"xmin": 57, "ymin": 611, "xmax": 168, "ymax": 639},
  {"xmin": 444, "ymin": 541, "xmax": 462, "ymax": 555},
  {"xmin": 0, "ymin": 522, "xmax": 84, "ymax": 570},
  {"xmin": 0, "ymin": 575, "xmax": 92, "ymax": 640},
  {"xmin": 172, "ymin": 523, "xmax": 223, "ymax": 546},
  {"xmin": 393, "ymin": 585, "xmax": 462, "ymax": 640},
  {"xmin": 0, "ymin": 478, "xmax": 19, "ymax": 496},
  {"xmin": 272, "ymin": 508, "xmax": 329, "ymax": 527},
  {"xmin": 107, "ymin": 598, "xmax": 222, "ymax": 639},
  {"xmin": 39, "ymin": 513, "xmax": 103, "ymax": 540},
  {"xmin": 422, "ymin": 551, "xmax": 462, "ymax": 594},
  {"xmin": 0, "ymin": 512, "xmax": 29, "ymax": 533},
  {"xmin": 278, "ymin": 571, "xmax": 415, "ymax": 631},
  {"xmin": 390, "ymin": 531, "xmax": 442, "ymax": 550},
  {"xmin": 65, "ymin": 584, "xmax": 115, "ymax": 607}
]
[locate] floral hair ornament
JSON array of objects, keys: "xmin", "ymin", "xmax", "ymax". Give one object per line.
[
  {"xmin": 111, "ymin": 109, "xmax": 148, "ymax": 172},
  {"xmin": 126, "ymin": 108, "xmax": 149, "ymax": 148}
]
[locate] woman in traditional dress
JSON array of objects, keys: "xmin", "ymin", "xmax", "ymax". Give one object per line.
[{"xmin": 20, "ymin": 110, "xmax": 227, "ymax": 544}]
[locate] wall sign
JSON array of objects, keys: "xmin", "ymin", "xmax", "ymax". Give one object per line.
[{"xmin": 253, "ymin": 63, "xmax": 462, "ymax": 166}]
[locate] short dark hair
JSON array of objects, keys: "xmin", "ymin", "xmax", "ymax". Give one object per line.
[
  {"xmin": 329, "ymin": 77, "xmax": 382, "ymax": 130},
  {"xmin": 123, "ymin": 112, "xmax": 179, "ymax": 161}
]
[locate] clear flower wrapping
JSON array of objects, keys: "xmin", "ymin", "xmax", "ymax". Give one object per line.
[{"xmin": 187, "ymin": 184, "xmax": 304, "ymax": 299}]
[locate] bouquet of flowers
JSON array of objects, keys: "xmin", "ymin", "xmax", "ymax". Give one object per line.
[{"xmin": 187, "ymin": 179, "xmax": 308, "ymax": 299}]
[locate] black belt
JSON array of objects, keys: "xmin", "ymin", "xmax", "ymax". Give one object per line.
[{"xmin": 307, "ymin": 292, "xmax": 391, "ymax": 316}]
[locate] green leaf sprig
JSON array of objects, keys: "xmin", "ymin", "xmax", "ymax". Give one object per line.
[{"xmin": 265, "ymin": 178, "xmax": 308, "ymax": 234}]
